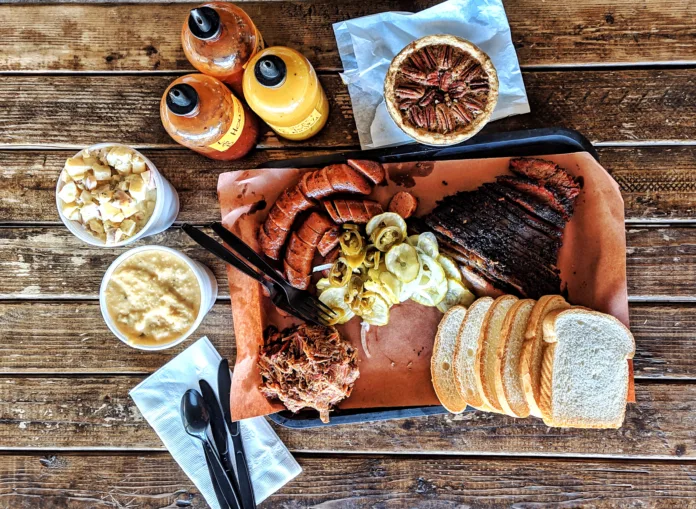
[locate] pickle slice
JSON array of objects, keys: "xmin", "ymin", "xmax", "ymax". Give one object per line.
[
  {"xmin": 345, "ymin": 248, "xmax": 367, "ymax": 270},
  {"xmin": 328, "ymin": 257, "xmax": 351, "ymax": 287},
  {"xmin": 366, "ymin": 212, "xmax": 408, "ymax": 239},
  {"xmin": 416, "ymin": 253, "xmax": 446, "ymax": 290},
  {"xmin": 411, "ymin": 277, "xmax": 447, "ymax": 307},
  {"xmin": 436, "ymin": 278, "xmax": 475, "ymax": 312},
  {"xmin": 318, "ymin": 286, "xmax": 355, "ymax": 325},
  {"xmin": 385, "ymin": 243, "xmax": 420, "ymax": 283},
  {"xmin": 416, "ymin": 232, "xmax": 439, "ymax": 258},
  {"xmin": 379, "ymin": 271, "xmax": 402, "ymax": 305},
  {"xmin": 372, "ymin": 225, "xmax": 404, "ymax": 252},
  {"xmin": 406, "ymin": 234, "xmax": 420, "ymax": 247},
  {"xmin": 363, "ymin": 280, "xmax": 394, "ymax": 308},
  {"xmin": 316, "ymin": 277, "xmax": 331, "ymax": 292},
  {"xmin": 361, "ymin": 294, "xmax": 390, "ymax": 326},
  {"xmin": 437, "ymin": 254, "xmax": 461, "ymax": 281}
]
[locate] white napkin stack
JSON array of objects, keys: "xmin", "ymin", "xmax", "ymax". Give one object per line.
[
  {"xmin": 333, "ymin": 0, "xmax": 530, "ymax": 150},
  {"xmin": 130, "ymin": 337, "xmax": 301, "ymax": 508}
]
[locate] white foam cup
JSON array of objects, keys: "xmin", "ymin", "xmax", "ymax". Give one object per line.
[
  {"xmin": 56, "ymin": 143, "xmax": 179, "ymax": 247},
  {"xmin": 99, "ymin": 246, "xmax": 218, "ymax": 351}
]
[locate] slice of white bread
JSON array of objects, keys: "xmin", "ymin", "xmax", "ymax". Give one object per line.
[
  {"xmin": 539, "ymin": 308, "xmax": 635, "ymax": 428},
  {"xmin": 431, "ymin": 306, "xmax": 468, "ymax": 413},
  {"xmin": 494, "ymin": 299, "xmax": 536, "ymax": 418},
  {"xmin": 453, "ymin": 297, "xmax": 493, "ymax": 409},
  {"xmin": 519, "ymin": 295, "xmax": 570, "ymax": 417},
  {"xmin": 475, "ymin": 295, "xmax": 518, "ymax": 414}
]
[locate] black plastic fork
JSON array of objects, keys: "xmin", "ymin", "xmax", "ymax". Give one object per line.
[{"xmin": 182, "ymin": 223, "xmax": 336, "ymax": 326}]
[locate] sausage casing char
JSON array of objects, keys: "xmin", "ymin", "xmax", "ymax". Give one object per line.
[
  {"xmin": 323, "ymin": 199, "xmax": 383, "ymax": 224},
  {"xmin": 259, "ymin": 160, "xmax": 388, "ymax": 289},
  {"xmin": 326, "ymin": 164, "xmax": 372, "ymax": 194},
  {"xmin": 260, "ymin": 187, "xmax": 314, "ymax": 259},
  {"xmin": 283, "ymin": 212, "xmax": 334, "ymax": 290},
  {"xmin": 388, "ymin": 191, "xmax": 418, "ymax": 219},
  {"xmin": 347, "ymin": 159, "xmax": 386, "ymax": 185},
  {"xmin": 317, "ymin": 227, "xmax": 340, "ymax": 257}
]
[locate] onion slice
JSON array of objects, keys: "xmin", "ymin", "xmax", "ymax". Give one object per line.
[
  {"xmin": 360, "ymin": 322, "xmax": 372, "ymax": 358},
  {"xmin": 313, "ymin": 263, "xmax": 333, "ymax": 273}
]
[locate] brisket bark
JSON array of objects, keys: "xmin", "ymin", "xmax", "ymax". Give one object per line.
[{"xmin": 422, "ymin": 157, "xmax": 579, "ymax": 298}]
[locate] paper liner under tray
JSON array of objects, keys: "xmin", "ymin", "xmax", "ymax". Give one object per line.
[{"xmin": 218, "ymin": 152, "xmax": 632, "ymax": 421}]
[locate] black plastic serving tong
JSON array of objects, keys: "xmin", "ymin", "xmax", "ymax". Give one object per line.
[{"xmin": 182, "ymin": 222, "xmax": 336, "ymax": 326}]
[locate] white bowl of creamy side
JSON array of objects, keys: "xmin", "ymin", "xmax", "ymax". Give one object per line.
[
  {"xmin": 100, "ymin": 246, "xmax": 218, "ymax": 350},
  {"xmin": 56, "ymin": 143, "xmax": 180, "ymax": 247}
]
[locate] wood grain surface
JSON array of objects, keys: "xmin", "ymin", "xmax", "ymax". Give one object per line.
[
  {"xmin": 0, "ymin": 71, "xmax": 695, "ymax": 149},
  {"xmin": 3, "ymin": 146, "xmax": 696, "ymax": 224},
  {"xmin": 0, "ymin": 452, "xmax": 694, "ymax": 508},
  {"xmin": 0, "ymin": 302, "xmax": 692, "ymax": 378},
  {"xmin": 0, "ymin": 375, "xmax": 691, "ymax": 458},
  {"xmin": 0, "ymin": 226, "xmax": 694, "ymax": 299},
  {"xmin": 1, "ymin": 0, "xmax": 694, "ymax": 505},
  {"xmin": 1, "ymin": 0, "xmax": 694, "ymax": 71}
]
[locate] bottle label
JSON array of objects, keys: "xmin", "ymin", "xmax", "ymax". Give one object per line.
[
  {"xmin": 208, "ymin": 95, "xmax": 246, "ymax": 152},
  {"xmin": 268, "ymin": 108, "xmax": 323, "ymax": 136}
]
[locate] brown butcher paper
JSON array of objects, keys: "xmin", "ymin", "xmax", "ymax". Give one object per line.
[{"xmin": 218, "ymin": 152, "xmax": 632, "ymax": 421}]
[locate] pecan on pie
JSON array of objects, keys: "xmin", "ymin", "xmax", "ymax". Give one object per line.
[{"xmin": 384, "ymin": 35, "xmax": 499, "ymax": 146}]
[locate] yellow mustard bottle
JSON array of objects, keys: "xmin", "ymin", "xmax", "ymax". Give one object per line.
[{"xmin": 243, "ymin": 47, "xmax": 329, "ymax": 141}]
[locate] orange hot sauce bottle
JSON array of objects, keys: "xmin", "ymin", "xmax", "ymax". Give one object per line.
[
  {"xmin": 160, "ymin": 74, "xmax": 259, "ymax": 161},
  {"xmin": 243, "ymin": 47, "xmax": 329, "ymax": 141},
  {"xmin": 181, "ymin": 3, "xmax": 264, "ymax": 95}
]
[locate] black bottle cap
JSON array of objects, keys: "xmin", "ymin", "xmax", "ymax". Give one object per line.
[
  {"xmin": 188, "ymin": 7, "xmax": 221, "ymax": 40},
  {"xmin": 254, "ymin": 55, "xmax": 287, "ymax": 88},
  {"xmin": 166, "ymin": 84, "xmax": 199, "ymax": 116}
]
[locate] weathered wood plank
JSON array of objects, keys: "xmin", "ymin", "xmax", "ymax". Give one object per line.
[
  {"xmin": 0, "ymin": 452, "xmax": 695, "ymax": 508},
  {"xmin": 0, "ymin": 301, "xmax": 691, "ymax": 378},
  {"xmin": 1, "ymin": 0, "xmax": 694, "ymax": 71},
  {"xmin": 0, "ymin": 227, "xmax": 230, "ymax": 299},
  {"xmin": 0, "ymin": 226, "xmax": 693, "ymax": 299},
  {"xmin": 0, "ymin": 71, "xmax": 694, "ymax": 148},
  {"xmin": 0, "ymin": 75, "xmax": 355, "ymax": 149},
  {"xmin": 0, "ymin": 149, "xmax": 333, "ymax": 224},
  {"xmin": 0, "ymin": 301, "xmax": 235, "ymax": 374},
  {"xmin": 0, "ymin": 376, "xmax": 692, "ymax": 458},
  {"xmin": 4, "ymin": 146, "xmax": 696, "ymax": 224}
]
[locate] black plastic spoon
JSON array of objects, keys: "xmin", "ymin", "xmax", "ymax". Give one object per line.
[{"xmin": 181, "ymin": 389, "xmax": 240, "ymax": 509}]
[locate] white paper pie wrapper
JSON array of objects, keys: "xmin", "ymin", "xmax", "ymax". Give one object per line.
[{"xmin": 333, "ymin": 0, "xmax": 530, "ymax": 149}]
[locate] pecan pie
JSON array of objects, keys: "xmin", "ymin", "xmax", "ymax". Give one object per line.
[{"xmin": 385, "ymin": 35, "xmax": 499, "ymax": 146}]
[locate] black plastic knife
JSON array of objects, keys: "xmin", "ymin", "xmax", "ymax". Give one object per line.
[
  {"xmin": 199, "ymin": 379, "xmax": 243, "ymax": 506},
  {"xmin": 218, "ymin": 359, "xmax": 257, "ymax": 508},
  {"xmin": 205, "ymin": 452, "xmax": 230, "ymax": 509}
]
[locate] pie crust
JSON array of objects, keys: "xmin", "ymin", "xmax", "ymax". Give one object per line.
[{"xmin": 384, "ymin": 34, "xmax": 499, "ymax": 146}]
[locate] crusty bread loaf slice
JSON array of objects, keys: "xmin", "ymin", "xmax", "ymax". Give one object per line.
[
  {"xmin": 475, "ymin": 295, "xmax": 518, "ymax": 414},
  {"xmin": 519, "ymin": 295, "xmax": 570, "ymax": 417},
  {"xmin": 431, "ymin": 306, "xmax": 469, "ymax": 413},
  {"xmin": 494, "ymin": 299, "xmax": 536, "ymax": 418},
  {"xmin": 453, "ymin": 297, "xmax": 494, "ymax": 409},
  {"xmin": 539, "ymin": 308, "xmax": 635, "ymax": 428}
]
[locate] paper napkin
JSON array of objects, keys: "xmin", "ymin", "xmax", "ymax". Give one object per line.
[{"xmin": 130, "ymin": 337, "xmax": 301, "ymax": 508}]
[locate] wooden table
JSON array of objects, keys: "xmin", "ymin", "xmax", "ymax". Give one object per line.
[{"xmin": 1, "ymin": 0, "xmax": 695, "ymax": 506}]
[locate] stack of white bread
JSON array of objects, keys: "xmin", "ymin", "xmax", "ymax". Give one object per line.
[{"xmin": 431, "ymin": 295, "xmax": 635, "ymax": 428}]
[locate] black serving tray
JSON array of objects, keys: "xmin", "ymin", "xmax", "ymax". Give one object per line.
[{"xmin": 262, "ymin": 127, "xmax": 597, "ymax": 428}]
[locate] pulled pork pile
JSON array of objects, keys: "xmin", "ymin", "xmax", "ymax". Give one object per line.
[{"xmin": 258, "ymin": 324, "xmax": 359, "ymax": 423}]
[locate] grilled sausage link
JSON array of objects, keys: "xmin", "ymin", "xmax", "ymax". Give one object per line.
[
  {"xmin": 283, "ymin": 212, "xmax": 334, "ymax": 289},
  {"xmin": 323, "ymin": 198, "xmax": 383, "ymax": 224},
  {"xmin": 260, "ymin": 185, "xmax": 315, "ymax": 259},
  {"xmin": 260, "ymin": 164, "xmax": 374, "ymax": 260},
  {"xmin": 388, "ymin": 191, "xmax": 418, "ymax": 218},
  {"xmin": 347, "ymin": 159, "xmax": 386, "ymax": 185}
]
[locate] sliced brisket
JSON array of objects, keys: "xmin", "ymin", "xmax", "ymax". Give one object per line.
[{"xmin": 421, "ymin": 157, "xmax": 579, "ymax": 298}]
